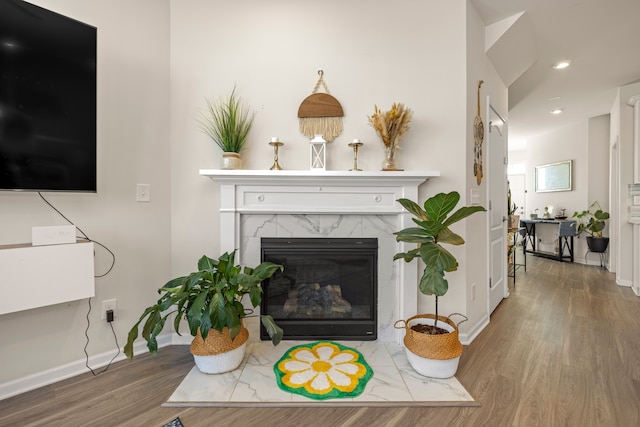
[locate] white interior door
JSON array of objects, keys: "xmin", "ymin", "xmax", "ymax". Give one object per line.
[{"xmin": 487, "ymin": 102, "xmax": 508, "ymax": 314}]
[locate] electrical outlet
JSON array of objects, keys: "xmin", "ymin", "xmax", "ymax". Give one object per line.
[
  {"xmin": 102, "ymin": 299, "xmax": 117, "ymax": 320},
  {"xmin": 136, "ymin": 184, "xmax": 151, "ymax": 202}
]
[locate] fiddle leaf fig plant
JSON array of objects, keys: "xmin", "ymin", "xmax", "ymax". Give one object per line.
[
  {"xmin": 393, "ymin": 191, "xmax": 486, "ymax": 327},
  {"xmin": 124, "ymin": 251, "xmax": 283, "ymax": 360}
]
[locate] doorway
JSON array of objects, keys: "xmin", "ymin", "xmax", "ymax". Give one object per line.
[{"xmin": 487, "ymin": 102, "xmax": 508, "ymax": 314}]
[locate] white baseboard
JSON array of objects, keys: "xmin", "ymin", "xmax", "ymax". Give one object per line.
[
  {"xmin": 0, "ymin": 333, "xmax": 175, "ymax": 401},
  {"xmin": 617, "ymin": 278, "xmax": 633, "ymax": 288},
  {"xmin": 460, "ymin": 314, "xmax": 490, "ymax": 345}
]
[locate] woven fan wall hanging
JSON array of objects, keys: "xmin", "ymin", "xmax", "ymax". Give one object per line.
[{"xmin": 297, "ymin": 70, "xmax": 344, "ymax": 141}]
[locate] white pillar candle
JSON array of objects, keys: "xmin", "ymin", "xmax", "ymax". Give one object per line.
[{"xmin": 271, "ymin": 137, "xmax": 279, "ymax": 142}]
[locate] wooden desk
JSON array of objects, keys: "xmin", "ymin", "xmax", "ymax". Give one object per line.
[{"xmin": 519, "ymin": 219, "xmax": 577, "ymax": 262}]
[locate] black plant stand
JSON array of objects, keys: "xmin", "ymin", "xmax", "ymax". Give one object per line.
[{"xmin": 585, "ymin": 249, "xmax": 607, "ymax": 268}]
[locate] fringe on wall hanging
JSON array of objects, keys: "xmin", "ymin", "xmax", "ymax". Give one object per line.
[{"xmin": 297, "ymin": 70, "xmax": 344, "ymax": 141}]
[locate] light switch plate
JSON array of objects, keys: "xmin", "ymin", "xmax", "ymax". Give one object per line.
[{"xmin": 470, "ymin": 189, "xmax": 481, "ymax": 205}]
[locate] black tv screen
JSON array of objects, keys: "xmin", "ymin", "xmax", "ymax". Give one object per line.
[{"xmin": 0, "ymin": 1, "xmax": 97, "ymax": 192}]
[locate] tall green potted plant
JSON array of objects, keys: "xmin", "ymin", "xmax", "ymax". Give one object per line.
[
  {"xmin": 124, "ymin": 251, "xmax": 283, "ymax": 374},
  {"xmin": 393, "ymin": 191, "xmax": 485, "ymax": 378},
  {"xmin": 572, "ymin": 201, "xmax": 610, "ymax": 253},
  {"xmin": 197, "ymin": 86, "xmax": 255, "ymax": 170}
]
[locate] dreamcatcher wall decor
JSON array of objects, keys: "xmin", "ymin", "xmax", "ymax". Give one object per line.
[{"xmin": 473, "ymin": 80, "xmax": 484, "ymax": 185}]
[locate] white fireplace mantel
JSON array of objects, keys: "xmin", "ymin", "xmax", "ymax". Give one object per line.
[
  {"xmin": 199, "ymin": 169, "xmax": 439, "ymax": 185},
  {"xmin": 199, "ymin": 169, "xmax": 440, "ymax": 342}
]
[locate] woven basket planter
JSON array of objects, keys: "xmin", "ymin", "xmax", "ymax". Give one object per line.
[
  {"xmin": 190, "ymin": 325, "xmax": 249, "ymax": 374},
  {"xmin": 395, "ymin": 314, "xmax": 466, "ymax": 378}
]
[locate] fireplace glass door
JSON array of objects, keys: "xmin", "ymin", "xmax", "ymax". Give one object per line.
[{"xmin": 260, "ymin": 238, "xmax": 377, "ymax": 340}]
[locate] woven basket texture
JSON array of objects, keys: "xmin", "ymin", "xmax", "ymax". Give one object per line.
[
  {"xmin": 402, "ymin": 314, "xmax": 463, "ymax": 360},
  {"xmin": 190, "ymin": 325, "xmax": 249, "ymax": 356}
]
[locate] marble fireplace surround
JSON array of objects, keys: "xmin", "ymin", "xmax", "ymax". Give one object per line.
[{"xmin": 200, "ymin": 169, "xmax": 440, "ymax": 343}]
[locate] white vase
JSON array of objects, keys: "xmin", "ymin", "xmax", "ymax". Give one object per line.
[{"xmin": 221, "ymin": 152, "xmax": 242, "ymax": 170}]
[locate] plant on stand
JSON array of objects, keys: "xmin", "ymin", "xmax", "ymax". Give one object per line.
[
  {"xmin": 124, "ymin": 251, "xmax": 283, "ymax": 374},
  {"xmin": 572, "ymin": 201, "xmax": 610, "ymax": 253},
  {"xmin": 197, "ymin": 86, "xmax": 255, "ymax": 170},
  {"xmin": 393, "ymin": 191, "xmax": 485, "ymax": 378}
]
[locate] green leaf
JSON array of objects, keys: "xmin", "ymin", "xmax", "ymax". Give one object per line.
[
  {"xmin": 436, "ymin": 227, "xmax": 465, "ymax": 246},
  {"xmin": 249, "ymin": 285, "xmax": 262, "ymax": 308},
  {"xmin": 443, "ymin": 205, "xmax": 486, "ymax": 227},
  {"xmin": 250, "ymin": 262, "xmax": 284, "ymax": 281},
  {"xmin": 393, "ymin": 247, "xmax": 421, "ymax": 262},
  {"xmin": 124, "ymin": 326, "xmax": 139, "ymax": 360},
  {"xmin": 261, "ymin": 315, "xmax": 283, "ymax": 346},
  {"xmin": 197, "ymin": 254, "xmax": 217, "ymax": 272},
  {"xmin": 394, "ymin": 227, "xmax": 435, "ymax": 244},
  {"xmin": 188, "ymin": 290, "xmax": 208, "ymax": 323},
  {"xmin": 412, "ymin": 218, "xmax": 442, "ymax": 236},
  {"xmin": 396, "ymin": 198, "xmax": 428, "ymax": 220},
  {"xmin": 419, "ymin": 265, "xmax": 449, "ymax": 296},
  {"xmin": 423, "ymin": 192, "xmax": 460, "ymax": 224},
  {"xmin": 141, "ymin": 309, "xmax": 161, "ymax": 342},
  {"xmin": 209, "ymin": 292, "xmax": 226, "ymax": 332},
  {"xmin": 419, "ymin": 242, "xmax": 458, "ymax": 272}
]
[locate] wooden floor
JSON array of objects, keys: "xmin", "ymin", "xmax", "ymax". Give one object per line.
[{"xmin": 1, "ymin": 255, "xmax": 639, "ymax": 427}]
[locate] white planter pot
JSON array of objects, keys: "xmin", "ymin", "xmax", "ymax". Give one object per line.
[
  {"xmin": 221, "ymin": 152, "xmax": 242, "ymax": 170},
  {"xmin": 192, "ymin": 342, "xmax": 247, "ymax": 374},
  {"xmin": 405, "ymin": 316, "xmax": 461, "ymax": 379},
  {"xmin": 405, "ymin": 347, "xmax": 460, "ymax": 379}
]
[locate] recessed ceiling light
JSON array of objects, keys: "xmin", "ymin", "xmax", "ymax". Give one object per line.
[
  {"xmin": 550, "ymin": 108, "xmax": 564, "ymax": 115},
  {"xmin": 553, "ymin": 60, "xmax": 571, "ymax": 70}
]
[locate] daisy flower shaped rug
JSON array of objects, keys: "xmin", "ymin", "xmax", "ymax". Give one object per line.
[{"xmin": 274, "ymin": 341, "xmax": 374, "ymax": 400}]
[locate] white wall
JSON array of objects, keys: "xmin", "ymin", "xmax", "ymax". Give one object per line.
[
  {"xmin": 169, "ymin": 0, "xmax": 504, "ymax": 340},
  {"xmin": 0, "ymin": 0, "xmax": 171, "ymax": 387},
  {"xmin": 462, "ymin": 0, "xmax": 509, "ymax": 334},
  {"xmin": 612, "ymin": 81, "xmax": 640, "ymax": 286}
]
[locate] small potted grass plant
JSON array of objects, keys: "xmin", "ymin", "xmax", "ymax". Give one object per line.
[{"xmin": 197, "ymin": 86, "xmax": 255, "ymax": 169}]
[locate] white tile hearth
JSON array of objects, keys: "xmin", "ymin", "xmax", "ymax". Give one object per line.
[{"xmin": 164, "ymin": 340, "xmax": 476, "ymax": 407}]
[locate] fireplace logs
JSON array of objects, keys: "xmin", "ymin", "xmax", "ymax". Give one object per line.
[{"xmin": 283, "ymin": 283, "xmax": 352, "ymax": 318}]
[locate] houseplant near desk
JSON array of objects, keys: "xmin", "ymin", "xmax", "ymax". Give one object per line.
[
  {"xmin": 573, "ymin": 201, "xmax": 610, "ymax": 253},
  {"xmin": 198, "ymin": 86, "xmax": 255, "ymax": 170},
  {"xmin": 124, "ymin": 251, "xmax": 283, "ymax": 374},
  {"xmin": 393, "ymin": 191, "xmax": 485, "ymax": 378}
]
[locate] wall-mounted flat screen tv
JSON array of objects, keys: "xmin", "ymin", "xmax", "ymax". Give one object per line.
[{"xmin": 0, "ymin": 0, "xmax": 97, "ymax": 192}]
